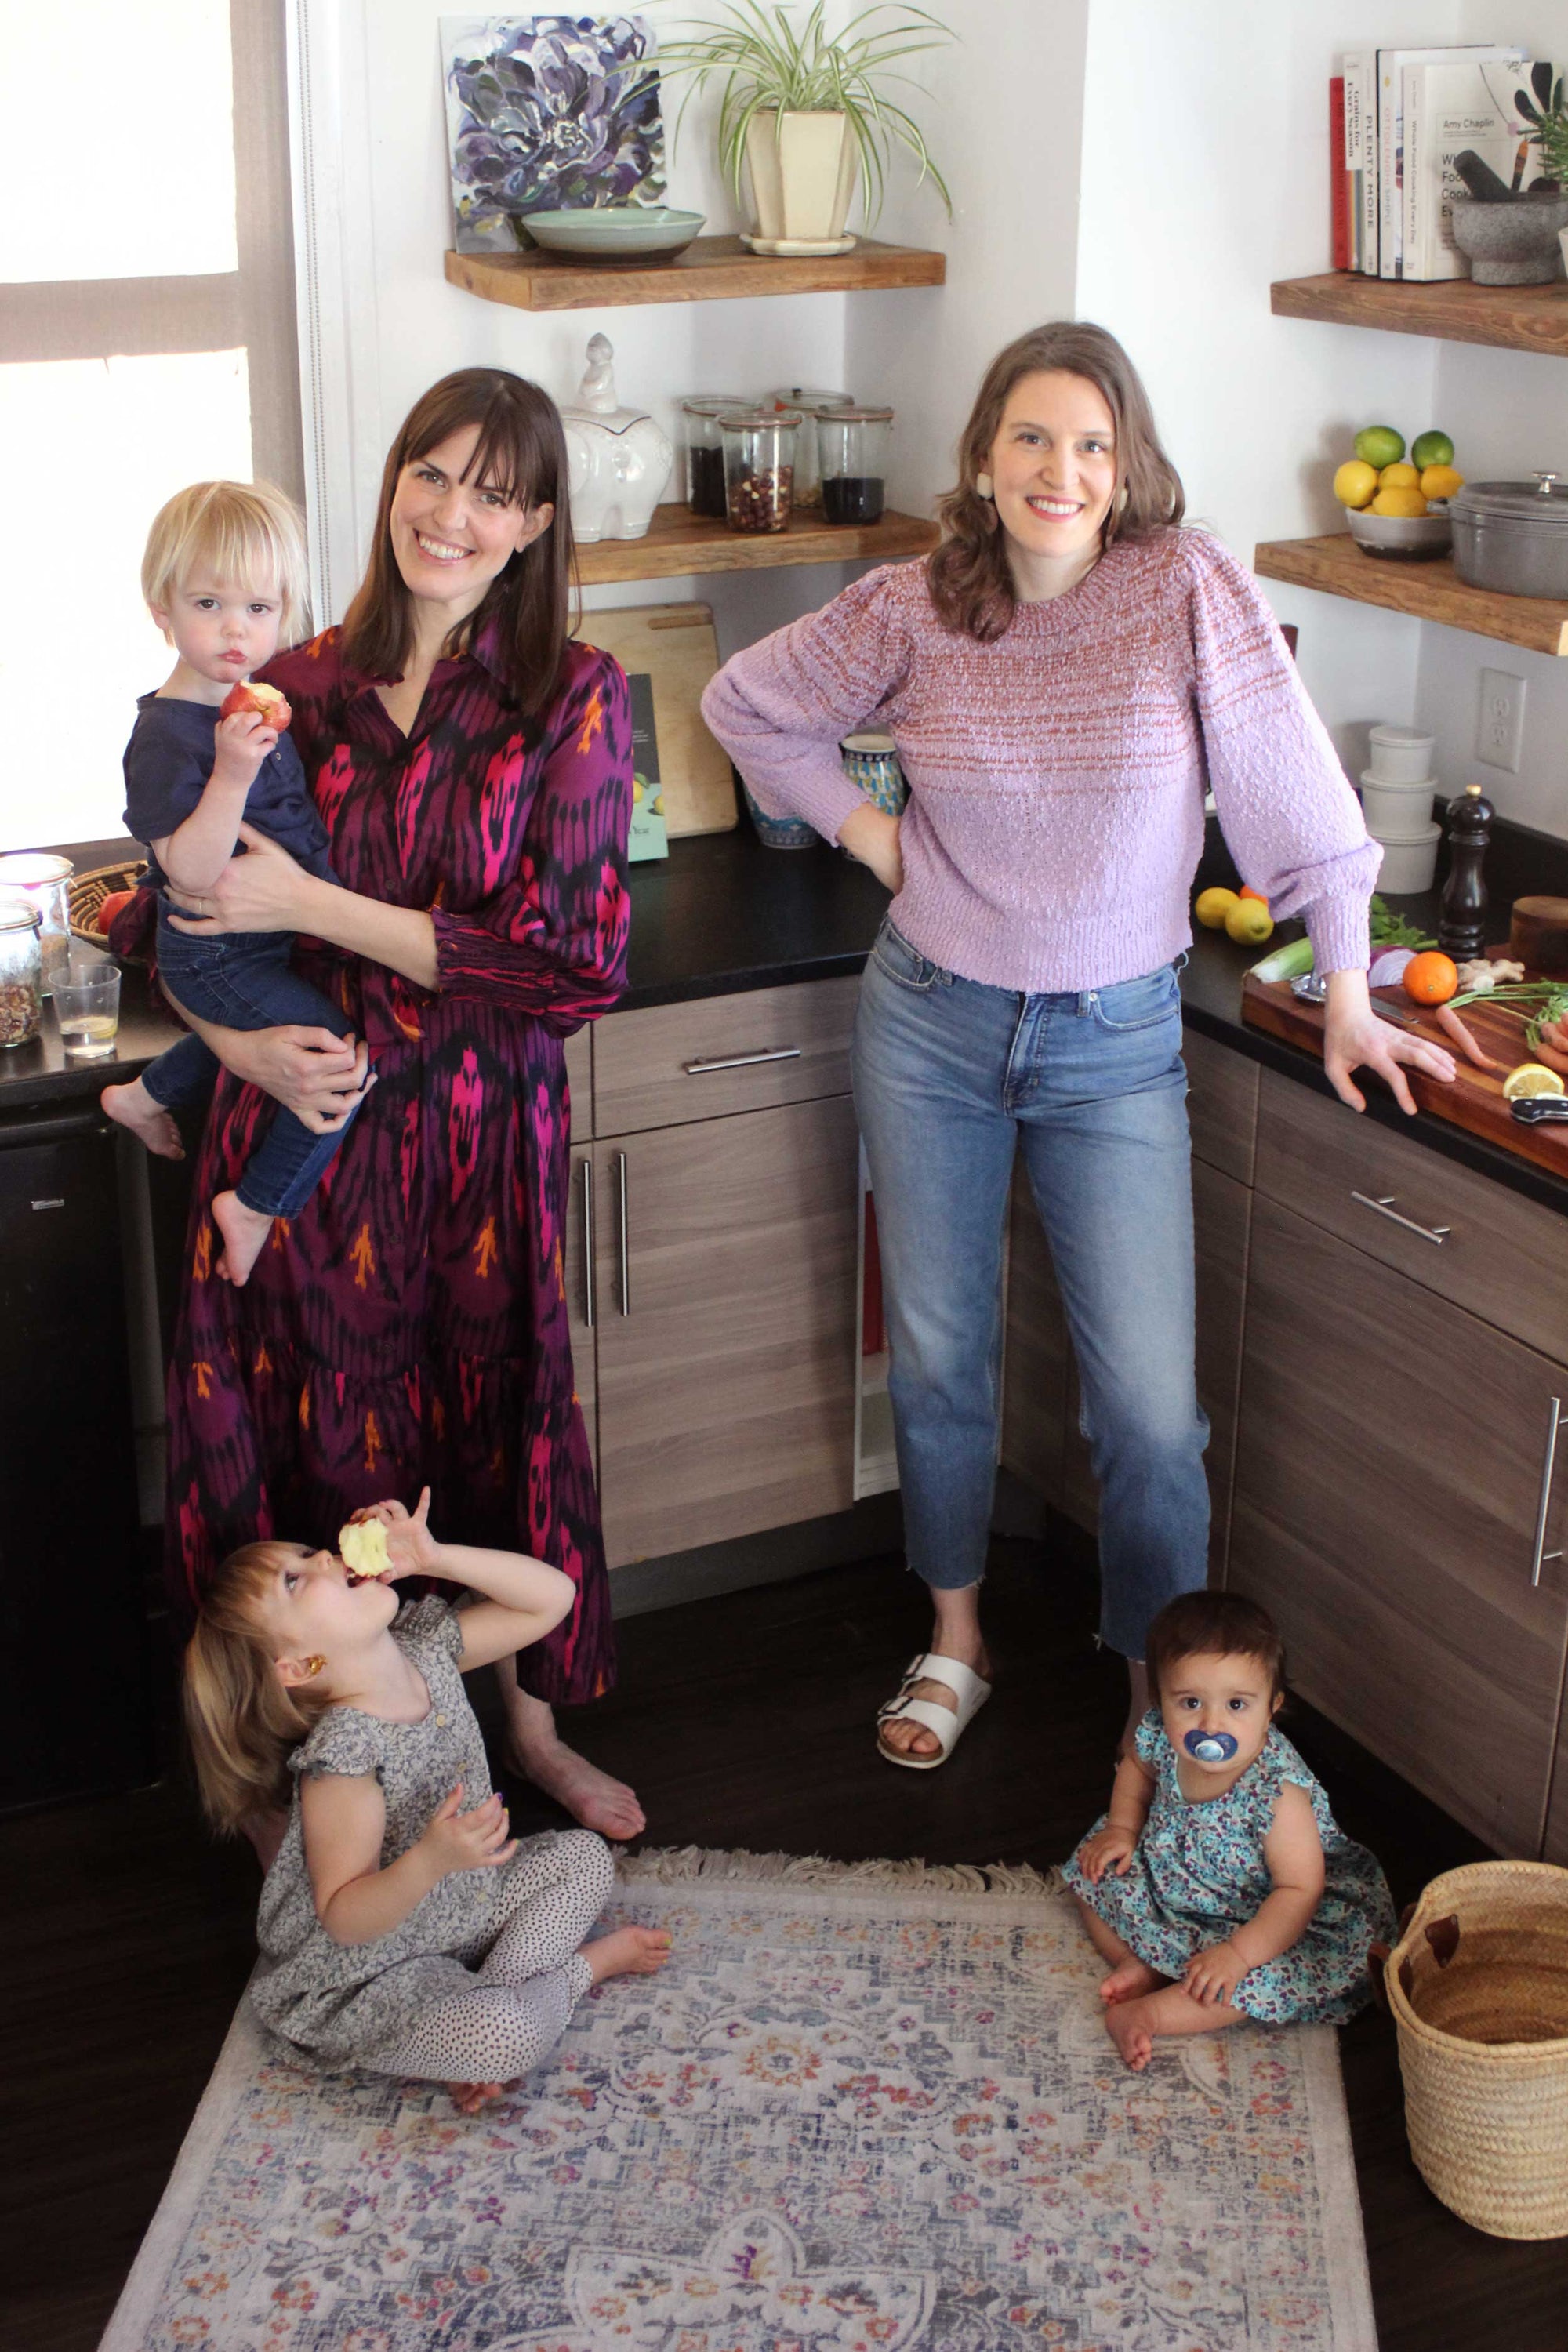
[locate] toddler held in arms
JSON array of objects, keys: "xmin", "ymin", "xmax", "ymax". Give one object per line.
[
  {"xmin": 103, "ymin": 480, "xmax": 364, "ymax": 1287},
  {"xmin": 1060, "ymin": 1591, "xmax": 1394, "ymax": 2071},
  {"xmin": 183, "ymin": 1490, "xmax": 668, "ymax": 2112}
]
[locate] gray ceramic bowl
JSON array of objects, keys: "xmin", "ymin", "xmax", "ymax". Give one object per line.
[
  {"xmin": 1449, "ymin": 194, "xmax": 1568, "ymax": 285},
  {"xmin": 1345, "ymin": 503, "xmax": 1454, "ymax": 561},
  {"xmin": 523, "ymin": 208, "xmax": 706, "ymax": 259}
]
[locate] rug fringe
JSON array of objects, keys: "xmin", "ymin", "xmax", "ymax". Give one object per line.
[{"xmin": 614, "ymin": 1845, "xmax": 1062, "ymax": 1897}]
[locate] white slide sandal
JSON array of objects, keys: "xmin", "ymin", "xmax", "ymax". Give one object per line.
[{"xmin": 876, "ymin": 1652, "xmax": 992, "ymax": 1770}]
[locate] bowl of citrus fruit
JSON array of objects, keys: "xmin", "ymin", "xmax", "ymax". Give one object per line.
[{"xmin": 1336, "ymin": 426, "xmax": 1463, "ymax": 560}]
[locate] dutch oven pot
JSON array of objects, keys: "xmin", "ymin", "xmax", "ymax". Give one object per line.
[{"xmin": 1450, "ymin": 472, "xmax": 1568, "ymax": 599}]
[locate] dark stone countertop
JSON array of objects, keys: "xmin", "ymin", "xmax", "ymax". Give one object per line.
[{"xmin": 7, "ymin": 817, "xmax": 1567, "ymax": 1218}]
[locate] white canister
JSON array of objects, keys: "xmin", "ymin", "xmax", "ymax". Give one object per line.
[
  {"xmin": 1371, "ymin": 821, "xmax": 1442, "ymax": 895},
  {"xmin": 1367, "ymin": 723, "xmax": 1436, "ymax": 784},
  {"xmin": 1361, "ymin": 773, "xmax": 1438, "ymax": 835}
]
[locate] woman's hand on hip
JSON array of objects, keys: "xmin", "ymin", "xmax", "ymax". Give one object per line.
[
  {"xmin": 838, "ymin": 803, "xmax": 904, "ymax": 895},
  {"xmin": 1322, "ymin": 966, "xmax": 1456, "ymax": 1115},
  {"xmin": 164, "ymin": 825, "xmax": 319, "ymax": 937}
]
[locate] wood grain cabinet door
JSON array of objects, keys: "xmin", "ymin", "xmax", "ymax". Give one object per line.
[
  {"xmin": 563, "ymin": 1145, "xmax": 597, "ymax": 1466},
  {"xmin": 592, "ymin": 1095, "xmax": 859, "ymax": 1567},
  {"xmin": 1229, "ymin": 1196, "xmax": 1568, "ymax": 1857}
]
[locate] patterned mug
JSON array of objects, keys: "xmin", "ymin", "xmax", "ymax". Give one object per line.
[
  {"xmin": 840, "ymin": 731, "xmax": 907, "ymax": 817},
  {"xmin": 741, "ymin": 781, "xmax": 818, "ymax": 851}
]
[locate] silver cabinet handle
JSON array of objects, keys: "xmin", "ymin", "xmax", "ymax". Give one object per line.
[
  {"xmin": 1530, "ymin": 1396, "xmax": 1564, "ymax": 1588},
  {"xmin": 616, "ymin": 1150, "xmax": 630, "ymax": 1316},
  {"xmin": 579, "ymin": 1158, "xmax": 595, "ymax": 1330},
  {"xmin": 1351, "ymin": 1191, "xmax": 1451, "ymax": 1246},
  {"xmin": 684, "ymin": 1047, "xmax": 801, "ymax": 1075}
]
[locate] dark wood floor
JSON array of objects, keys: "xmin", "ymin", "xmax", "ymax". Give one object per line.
[{"xmin": 4, "ymin": 1526, "xmax": 1565, "ymax": 2352}]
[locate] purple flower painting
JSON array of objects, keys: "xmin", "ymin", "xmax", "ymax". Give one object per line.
[{"xmin": 441, "ymin": 13, "xmax": 666, "ymax": 252}]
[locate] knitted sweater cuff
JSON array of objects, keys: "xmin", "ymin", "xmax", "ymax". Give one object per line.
[{"xmin": 1304, "ymin": 895, "xmax": 1371, "ymax": 978}]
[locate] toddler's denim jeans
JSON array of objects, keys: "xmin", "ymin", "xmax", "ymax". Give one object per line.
[{"xmin": 852, "ymin": 916, "xmax": 1210, "ymax": 1660}]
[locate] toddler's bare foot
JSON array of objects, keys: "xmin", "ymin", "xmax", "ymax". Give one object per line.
[
  {"xmin": 212, "ymin": 1189, "xmax": 274, "ymax": 1287},
  {"xmin": 1105, "ymin": 1994, "xmax": 1157, "ymax": 2071},
  {"xmin": 581, "ymin": 1925, "xmax": 672, "ymax": 1987},
  {"xmin": 1099, "ymin": 1958, "xmax": 1165, "ymax": 2006},
  {"xmin": 102, "ymin": 1077, "xmax": 184, "ymax": 1160},
  {"xmin": 447, "ymin": 2078, "xmax": 509, "ymax": 2114}
]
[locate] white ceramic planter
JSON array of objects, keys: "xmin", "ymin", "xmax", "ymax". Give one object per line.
[{"xmin": 744, "ymin": 110, "xmax": 858, "ymax": 244}]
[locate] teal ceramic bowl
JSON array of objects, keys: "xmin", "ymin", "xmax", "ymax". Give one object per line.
[{"xmin": 524, "ymin": 209, "xmax": 706, "ymax": 259}]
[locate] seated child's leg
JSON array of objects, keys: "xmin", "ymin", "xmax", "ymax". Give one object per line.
[
  {"xmin": 481, "ymin": 1829, "xmax": 616, "ymax": 1987},
  {"xmin": 1072, "ymin": 1894, "xmax": 1167, "ymax": 2006},
  {"xmin": 379, "ymin": 1966, "xmax": 591, "ymax": 2090},
  {"xmin": 1105, "ymin": 1982, "xmax": 1243, "ymax": 2073}
]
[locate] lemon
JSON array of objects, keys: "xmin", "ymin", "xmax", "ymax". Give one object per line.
[
  {"xmin": 633, "ymin": 779, "xmax": 644, "ymax": 802},
  {"xmin": 1334, "ymin": 459, "xmax": 1379, "ymax": 510},
  {"xmin": 1503, "ymin": 1063, "xmax": 1566, "ymax": 1101},
  {"xmin": 651, "ymin": 793, "xmax": 664, "ymax": 815},
  {"xmin": 1355, "ymin": 426, "xmax": 1405, "ymax": 469},
  {"xmin": 1411, "ymin": 429, "xmax": 1454, "ymax": 470},
  {"xmin": 1225, "ymin": 899, "xmax": 1274, "ymax": 947},
  {"xmin": 1378, "ymin": 461, "xmax": 1420, "ymax": 490},
  {"xmin": 1420, "ymin": 463, "xmax": 1464, "ymax": 501},
  {"xmin": 1195, "ymin": 887, "xmax": 1239, "ymax": 929},
  {"xmin": 1371, "ymin": 486, "xmax": 1428, "ymax": 518}
]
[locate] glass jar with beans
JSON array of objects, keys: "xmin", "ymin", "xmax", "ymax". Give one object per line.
[
  {"xmin": 0, "ymin": 898, "xmax": 44, "ymax": 1048},
  {"xmin": 767, "ymin": 388, "xmax": 853, "ymax": 507},
  {"xmin": 681, "ymin": 394, "xmax": 753, "ymax": 520},
  {"xmin": 720, "ymin": 408, "xmax": 801, "ymax": 534},
  {"xmin": 818, "ymin": 406, "xmax": 894, "ymax": 525}
]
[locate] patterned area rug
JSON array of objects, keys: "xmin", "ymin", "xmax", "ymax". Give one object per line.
[{"xmin": 103, "ymin": 1852, "xmax": 1376, "ymax": 2351}]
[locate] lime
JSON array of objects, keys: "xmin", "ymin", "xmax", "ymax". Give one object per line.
[
  {"xmin": 1194, "ymin": 887, "xmax": 1239, "ymax": 929},
  {"xmin": 1354, "ymin": 425, "xmax": 1405, "ymax": 469},
  {"xmin": 1371, "ymin": 487, "xmax": 1428, "ymax": 518},
  {"xmin": 1503, "ymin": 1063, "xmax": 1566, "ymax": 1101},
  {"xmin": 1411, "ymin": 430, "xmax": 1454, "ymax": 470},
  {"xmin": 1334, "ymin": 459, "xmax": 1379, "ymax": 510}
]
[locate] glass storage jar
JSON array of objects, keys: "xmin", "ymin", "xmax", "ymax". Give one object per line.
[
  {"xmin": 768, "ymin": 387, "xmax": 853, "ymax": 506},
  {"xmin": 0, "ymin": 898, "xmax": 43, "ymax": 1047},
  {"xmin": 721, "ymin": 408, "xmax": 801, "ymax": 534},
  {"xmin": 0, "ymin": 851, "xmax": 73, "ymax": 993},
  {"xmin": 681, "ymin": 394, "xmax": 753, "ymax": 519},
  {"xmin": 818, "ymin": 406, "xmax": 894, "ymax": 524}
]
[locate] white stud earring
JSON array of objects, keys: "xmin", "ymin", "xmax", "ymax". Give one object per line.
[{"xmin": 975, "ymin": 473, "xmax": 993, "ymax": 501}]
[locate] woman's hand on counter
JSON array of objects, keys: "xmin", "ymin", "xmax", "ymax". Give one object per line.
[
  {"xmin": 1323, "ymin": 966, "xmax": 1457, "ymax": 1116},
  {"xmin": 838, "ymin": 802, "xmax": 904, "ymax": 895}
]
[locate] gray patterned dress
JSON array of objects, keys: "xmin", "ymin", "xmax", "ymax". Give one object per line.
[{"xmin": 251, "ymin": 1599, "xmax": 613, "ymax": 2082}]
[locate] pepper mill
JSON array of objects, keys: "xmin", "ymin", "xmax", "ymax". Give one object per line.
[{"xmin": 1437, "ymin": 781, "xmax": 1494, "ymax": 963}]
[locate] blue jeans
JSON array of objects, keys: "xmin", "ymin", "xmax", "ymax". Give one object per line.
[
  {"xmin": 852, "ymin": 917, "xmax": 1210, "ymax": 1660},
  {"xmin": 144, "ymin": 909, "xmax": 358, "ymax": 1220}
]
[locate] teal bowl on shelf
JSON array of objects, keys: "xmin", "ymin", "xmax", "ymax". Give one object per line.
[
  {"xmin": 522, "ymin": 208, "xmax": 706, "ymax": 259},
  {"xmin": 742, "ymin": 782, "xmax": 818, "ymax": 851}
]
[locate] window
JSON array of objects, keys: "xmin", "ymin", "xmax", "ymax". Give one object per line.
[{"xmin": 0, "ymin": 0, "xmax": 304, "ymax": 850}]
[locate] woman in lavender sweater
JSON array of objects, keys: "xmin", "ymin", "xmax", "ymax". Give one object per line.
[{"xmin": 702, "ymin": 321, "xmax": 1453, "ymax": 1769}]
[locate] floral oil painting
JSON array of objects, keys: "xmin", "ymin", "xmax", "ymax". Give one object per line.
[{"xmin": 441, "ymin": 13, "xmax": 666, "ymax": 252}]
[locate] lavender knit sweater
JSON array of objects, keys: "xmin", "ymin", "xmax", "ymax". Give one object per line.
[{"xmin": 701, "ymin": 528, "xmax": 1378, "ymax": 993}]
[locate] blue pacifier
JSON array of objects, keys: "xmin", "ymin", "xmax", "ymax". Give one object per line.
[{"xmin": 1184, "ymin": 1729, "xmax": 1239, "ymax": 1764}]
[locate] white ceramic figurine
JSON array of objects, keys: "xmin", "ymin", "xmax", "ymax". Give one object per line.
[{"xmin": 561, "ymin": 334, "xmax": 673, "ymax": 542}]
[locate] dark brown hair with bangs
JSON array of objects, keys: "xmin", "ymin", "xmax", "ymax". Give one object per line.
[
  {"xmin": 1144, "ymin": 1592, "xmax": 1287, "ymax": 1708},
  {"xmin": 342, "ymin": 368, "xmax": 575, "ymax": 715},
  {"xmin": 927, "ymin": 320, "xmax": 1185, "ymax": 643}
]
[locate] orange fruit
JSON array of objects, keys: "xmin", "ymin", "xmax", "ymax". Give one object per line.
[
  {"xmin": 1237, "ymin": 887, "xmax": 1269, "ymax": 905},
  {"xmin": 1403, "ymin": 951, "xmax": 1458, "ymax": 1006}
]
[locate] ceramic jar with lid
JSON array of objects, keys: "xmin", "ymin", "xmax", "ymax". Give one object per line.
[
  {"xmin": 721, "ymin": 408, "xmax": 801, "ymax": 533},
  {"xmin": 681, "ymin": 394, "xmax": 752, "ymax": 519},
  {"xmin": 1450, "ymin": 473, "xmax": 1568, "ymax": 598},
  {"xmin": 0, "ymin": 898, "xmax": 43, "ymax": 1047},
  {"xmin": 0, "ymin": 851, "xmax": 73, "ymax": 993},
  {"xmin": 561, "ymin": 334, "xmax": 673, "ymax": 542},
  {"xmin": 768, "ymin": 387, "xmax": 853, "ymax": 506}
]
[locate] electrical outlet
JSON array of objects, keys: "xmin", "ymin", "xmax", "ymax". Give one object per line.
[{"xmin": 1477, "ymin": 667, "xmax": 1526, "ymax": 772}]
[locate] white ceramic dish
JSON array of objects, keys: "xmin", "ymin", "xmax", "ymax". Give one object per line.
[
  {"xmin": 1370, "ymin": 819, "xmax": 1442, "ymax": 895},
  {"xmin": 524, "ymin": 208, "xmax": 706, "ymax": 258},
  {"xmin": 1361, "ymin": 773, "xmax": 1437, "ymax": 834},
  {"xmin": 1344, "ymin": 503, "xmax": 1453, "ymax": 560},
  {"xmin": 1367, "ymin": 722, "xmax": 1436, "ymax": 783}
]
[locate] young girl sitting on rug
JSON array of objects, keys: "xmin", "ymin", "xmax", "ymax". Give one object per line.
[
  {"xmin": 184, "ymin": 1490, "xmax": 669, "ymax": 2112},
  {"xmin": 1061, "ymin": 1591, "xmax": 1393, "ymax": 2071}
]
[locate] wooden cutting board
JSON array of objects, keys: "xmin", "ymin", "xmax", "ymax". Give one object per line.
[
  {"xmin": 1241, "ymin": 960, "xmax": 1568, "ymax": 1181},
  {"xmin": 575, "ymin": 601, "xmax": 737, "ymax": 836}
]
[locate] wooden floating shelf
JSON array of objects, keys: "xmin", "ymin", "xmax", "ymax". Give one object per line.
[
  {"xmin": 1270, "ymin": 270, "xmax": 1568, "ymax": 358},
  {"xmin": 578, "ymin": 503, "xmax": 937, "ymax": 586},
  {"xmin": 446, "ymin": 235, "xmax": 946, "ymax": 313},
  {"xmin": 1254, "ymin": 534, "xmax": 1568, "ymax": 658}
]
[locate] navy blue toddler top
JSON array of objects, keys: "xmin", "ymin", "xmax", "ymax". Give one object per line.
[{"xmin": 122, "ymin": 693, "xmax": 336, "ymax": 890}]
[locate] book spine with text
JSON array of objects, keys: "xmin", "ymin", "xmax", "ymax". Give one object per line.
[{"xmin": 1330, "ymin": 75, "xmax": 1350, "ymax": 269}]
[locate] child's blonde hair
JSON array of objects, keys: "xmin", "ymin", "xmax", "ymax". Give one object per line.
[
  {"xmin": 183, "ymin": 1540, "xmax": 331, "ymax": 1835},
  {"xmin": 143, "ymin": 480, "xmax": 311, "ymax": 644}
]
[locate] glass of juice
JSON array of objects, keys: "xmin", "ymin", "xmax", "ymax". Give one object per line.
[{"xmin": 53, "ymin": 950, "xmax": 121, "ymax": 1059}]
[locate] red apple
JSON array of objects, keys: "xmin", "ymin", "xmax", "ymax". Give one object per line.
[
  {"xmin": 97, "ymin": 887, "xmax": 136, "ymax": 932},
  {"xmin": 220, "ymin": 679, "xmax": 292, "ymax": 730}
]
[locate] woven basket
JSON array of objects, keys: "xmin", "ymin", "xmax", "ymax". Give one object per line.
[
  {"xmin": 1383, "ymin": 1860, "xmax": 1568, "ymax": 2238},
  {"xmin": 69, "ymin": 858, "xmax": 147, "ymax": 950}
]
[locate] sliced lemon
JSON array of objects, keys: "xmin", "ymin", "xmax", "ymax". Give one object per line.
[{"xmin": 1503, "ymin": 1063, "xmax": 1566, "ymax": 1101}]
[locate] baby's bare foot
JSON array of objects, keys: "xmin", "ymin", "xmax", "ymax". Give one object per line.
[
  {"xmin": 102, "ymin": 1078, "xmax": 185, "ymax": 1160},
  {"xmin": 212, "ymin": 1189, "xmax": 274, "ymax": 1287},
  {"xmin": 581, "ymin": 1925, "xmax": 672, "ymax": 1986},
  {"xmin": 1099, "ymin": 1958, "xmax": 1164, "ymax": 2006},
  {"xmin": 1105, "ymin": 1996, "xmax": 1156, "ymax": 2071},
  {"xmin": 447, "ymin": 2078, "xmax": 509, "ymax": 2114}
]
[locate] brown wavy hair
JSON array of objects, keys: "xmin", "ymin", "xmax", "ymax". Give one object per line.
[
  {"xmin": 1144, "ymin": 1591, "xmax": 1287, "ymax": 1706},
  {"xmin": 927, "ymin": 321, "xmax": 1185, "ymax": 642},
  {"xmin": 183, "ymin": 1541, "xmax": 332, "ymax": 1835},
  {"xmin": 341, "ymin": 368, "xmax": 575, "ymax": 716}
]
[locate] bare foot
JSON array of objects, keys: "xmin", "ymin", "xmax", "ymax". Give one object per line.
[
  {"xmin": 878, "ymin": 1646, "xmax": 993, "ymax": 1761},
  {"xmin": 212, "ymin": 1189, "xmax": 274, "ymax": 1287},
  {"xmin": 102, "ymin": 1078, "xmax": 184, "ymax": 1160},
  {"xmin": 447, "ymin": 2078, "xmax": 509, "ymax": 2114},
  {"xmin": 581, "ymin": 1925, "xmax": 672, "ymax": 1986},
  {"xmin": 1105, "ymin": 1995, "xmax": 1157, "ymax": 2071},
  {"xmin": 509, "ymin": 1733, "xmax": 646, "ymax": 1840},
  {"xmin": 1098, "ymin": 1958, "xmax": 1165, "ymax": 2006}
]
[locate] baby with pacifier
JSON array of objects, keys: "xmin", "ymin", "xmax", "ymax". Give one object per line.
[{"xmin": 1061, "ymin": 1589, "xmax": 1394, "ymax": 2071}]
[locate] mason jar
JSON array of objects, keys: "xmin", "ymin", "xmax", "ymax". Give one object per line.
[
  {"xmin": 680, "ymin": 394, "xmax": 753, "ymax": 519},
  {"xmin": 0, "ymin": 851, "xmax": 73, "ymax": 993},
  {"xmin": 721, "ymin": 408, "xmax": 802, "ymax": 534},
  {"xmin": 768, "ymin": 387, "xmax": 853, "ymax": 507},
  {"xmin": 0, "ymin": 898, "xmax": 44, "ymax": 1047},
  {"xmin": 818, "ymin": 406, "xmax": 894, "ymax": 525}
]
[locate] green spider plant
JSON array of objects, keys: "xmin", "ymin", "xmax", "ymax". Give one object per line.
[{"xmin": 652, "ymin": 2, "xmax": 956, "ymax": 225}]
